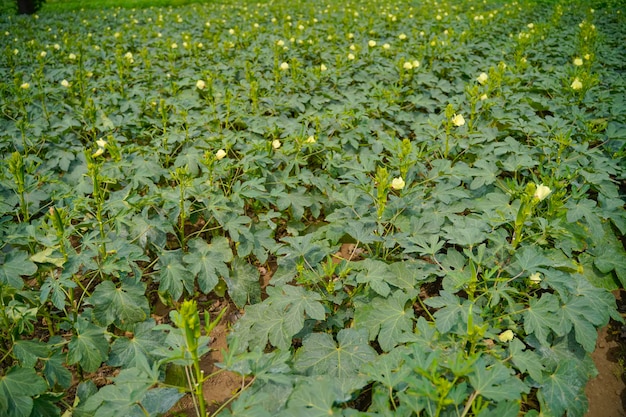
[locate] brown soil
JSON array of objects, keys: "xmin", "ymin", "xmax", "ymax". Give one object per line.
[
  {"xmin": 585, "ymin": 290, "xmax": 626, "ymax": 417},
  {"xmin": 166, "ymin": 320, "xmax": 244, "ymax": 417}
]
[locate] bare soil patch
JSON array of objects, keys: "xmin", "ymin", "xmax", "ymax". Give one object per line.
[{"xmin": 585, "ymin": 290, "xmax": 626, "ymax": 417}]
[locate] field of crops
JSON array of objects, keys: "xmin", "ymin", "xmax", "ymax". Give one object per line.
[{"xmin": 1, "ymin": 0, "xmax": 625, "ymax": 416}]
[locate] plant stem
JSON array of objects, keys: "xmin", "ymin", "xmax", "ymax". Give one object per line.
[
  {"xmin": 210, "ymin": 376, "xmax": 256, "ymax": 417},
  {"xmin": 461, "ymin": 390, "xmax": 479, "ymax": 417}
]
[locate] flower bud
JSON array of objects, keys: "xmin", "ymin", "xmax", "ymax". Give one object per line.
[
  {"xmin": 529, "ymin": 272, "xmax": 542, "ymax": 284},
  {"xmin": 533, "ymin": 184, "xmax": 551, "ymax": 201},
  {"xmin": 391, "ymin": 177, "xmax": 405, "ymax": 190},
  {"xmin": 452, "ymin": 113, "xmax": 465, "ymax": 127},
  {"xmin": 498, "ymin": 330, "xmax": 514, "ymax": 342}
]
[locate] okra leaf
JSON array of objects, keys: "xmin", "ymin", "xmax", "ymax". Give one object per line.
[
  {"xmin": 67, "ymin": 318, "xmax": 109, "ymax": 373},
  {"xmin": 90, "ymin": 277, "xmax": 149, "ymax": 327},
  {"xmin": 226, "ymin": 257, "xmax": 261, "ymax": 309},
  {"xmin": 355, "ymin": 290, "xmax": 415, "ymax": 352},
  {"xmin": 469, "ymin": 358, "xmax": 529, "ymax": 402},
  {"xmin": 0, "ymin": 367, "xmax": 48, "ymax": 417},
  {"xmin": 155, "ymin": 249, "xmax": 194, "ymax": 301},
  {"xmin": 0, "ymin": 251, "xmax": 37, "ymax": 290},
  {"xmin": 183, "ymin": 236, "xmax": 233, "ymax": 294},
  {"xmin": 294, "ymin": 328, "xmax": 377, "ymax": 380}
]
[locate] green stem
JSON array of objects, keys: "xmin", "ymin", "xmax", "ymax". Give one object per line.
[
  {"xmin": 444, "ymin": 123, "xmax": 451, "ymax": 158},
  {"xmin": 434, "ymin": 376, "xmax": 458, "ymax": 417},
  {"xmin": 211, "ymin": 376, "xmax": 256, "ymax": 417},
  {"xmin": 461, "ymin": 391, "xmax": 479, "ymax": 417},
  {"xmin": 89, "ymin": 161, "xmax": 108, "ymax": 260},
  {"xmin": 179, "ymin": 181, "xmax": 187, "ymax": 249}
]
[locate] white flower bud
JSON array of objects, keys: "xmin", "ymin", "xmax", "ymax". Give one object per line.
[
  {"xmin": 391, "ymin": 177, "xmax": 405, "ymax": 190},
  {"xmin": 452, "ymin": 114, "xmax": 465, "ymax": 127},
  {"xmin": 498, "ymin": 330, "xmax": 514, "ymax": 342}
]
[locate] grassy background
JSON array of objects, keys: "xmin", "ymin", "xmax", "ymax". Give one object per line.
[
  {"xmin": 0, "ymin": 0, "xmax": 211, "ymax": 14},
  {"xmin": 42, "ymin": 0, "xmax": 207, "ymax": 11}
]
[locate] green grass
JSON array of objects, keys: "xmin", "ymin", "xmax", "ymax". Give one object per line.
[
  {"xmin": 41, "ymin": 0, "xmax": 208, "ymax": 12},
  {"xmin": 0, "ymin": 0, "xmax": 208, "ymax": 14}
]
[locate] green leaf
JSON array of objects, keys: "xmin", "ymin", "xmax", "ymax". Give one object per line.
[
  {"xmin": 283, "ymin": 376, "xmax": 337, "ymax": 417},
  {"xmin": 579, "ymin": 252, "xmax": 618, "ymax": 290},
  {"xmin": 225, "ymin": 380, "xmax": 291, "ymax": 417},
  {"xmin": 294, "ymin": 328, "xmax": 377, "ymax": 380},
  {"xmin": 571, "ymin": 276, "xmax": 621, "ymax": 323},
  {"xmin": 155, "ymin": 249, "xmax": 194, "ymax": 301},
  {"xmin": 443, "ymin": 216, "xmax": 488, "ymax": 247},
  {"xmin": 512, "ymin": 246, "xmax": 550, "ymax": 273},
  {"xmin": 386, "ymin": 260, "xmax": 436, "ymax": 290},
  {"xmin": 0, "ymin": 251, "xmax": 37, "ymax": 290},
  {"xmin": 276, "ymin": 187, "xmax": 317, "ymax": 219},
  {"xmin": 268, "ymin": 285, "xmax": 326, "ymax": 324},
  {"xmin": 89, "ymin": 277, "xmax": 149, "ymax": 327},
  {"xmin": 537, "ymin": 359, "xmax": 589, "ymax": 417},
  {"xmin": 593, "ymin": 240, "xmax": 626, "ymax": 287},
  {"xmin": 226, "ymin": 257, "xmax": 261, "ymax": 308},
  {"xmin": 13, "ymin": 339, "xmax": 50, "ymax": 368},
  {"xmin": 238, "ymin": 223, "xmax": 277, "ymax": 264},
  {"xmin": 108, "ymin": 319, "xmax": 167, "ymax": 368},
  {"xmin": 560, "ymin": 288, "xmax": 614, "ymax": 352},
  {"xmin": 43, "ymin": 349, "xmax": 72, "ymax": 389},
  {"xmin": 468, "ymin": 159, "xmax": 499, "ymax": 190},
  {"xmin": 31, "ymin": 392, "xmax": 62, "ymax": 417},
  {"xmin": 508, "ymin": 338, "xmax": 545, "ymax": 382},
  {"xmin": 476, "ymin": 401, "xmax": 520, "ymax": 417},
  {"xmin": 355, "ymin": 290, "xmax": 415, "ymax": 352},
  {"xmin": 231, "ymin": 303, "xmax": 292, "ymax": 351},
  {"xmin": 354, "ymin": 259, "xmax": 393, "ymax": 297},
  {"xmin": 183, "ymin": 237, "xmax": 233, "ymax": 294},
  {"xmin": 40, "ymin": 273, "xmax": 76, "ymax": 311},
  {"xmin": 82, "ymin": 365, "xmax": 167, "ymax": 416},
  {"xmin": 31, "ymin": 247, "xmax": 65, "ymax": 267},
  {"xmin": 215, "ymin": 211, "xmax": 252, "ymax": 242},
  {"xmin": 438, "ymin": 248, "xmax": 470, "ymax": 292},
  {"xmin": 221, "ymin": 395, "xmax": 273, "ymax": 417},
  {"xmin": 469, "ymin": 358, "xmax": 529, "ymax": 402},
  {"xmin": 0, "ymin": 367, "xmax": 48, "ymax": 417},
  {"xmin": 401, "ymin": 234, "xmax": 445, "ymax": 257},
  {"xmin": 523, "ymin": 293, "xmax": 560, "ymax": 346},
  {"xmin": 565, "ymin": 198, "xmax": 604, "ymax": 241},
  {"xmin": 231, "ymin": 283, "xmax": 326, "ymax": 353},
  {"xmin": 277, "ymin": 234, "xmax": 331, "ymax": 270},
  {"xmin": 342, "ymin": 219, "xmax": 383, "ymax": 245},
  {"xmin": 81, "ymin": 376, "xmax": 151, "ymax": 417},
  {"xmin": 140, "ymin": 387, "xmax": 185, "ymax": 416},
  {"xmin": 364, "ymin": 347, "xmax": 411, "ymax": 390},
  {"xmin": 67, "ymin": 318, "xmax": 109, "ymax": 373},
  {"xmin": 424, "ymin": 290, "xmax": 470, "ymax": 334}
]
